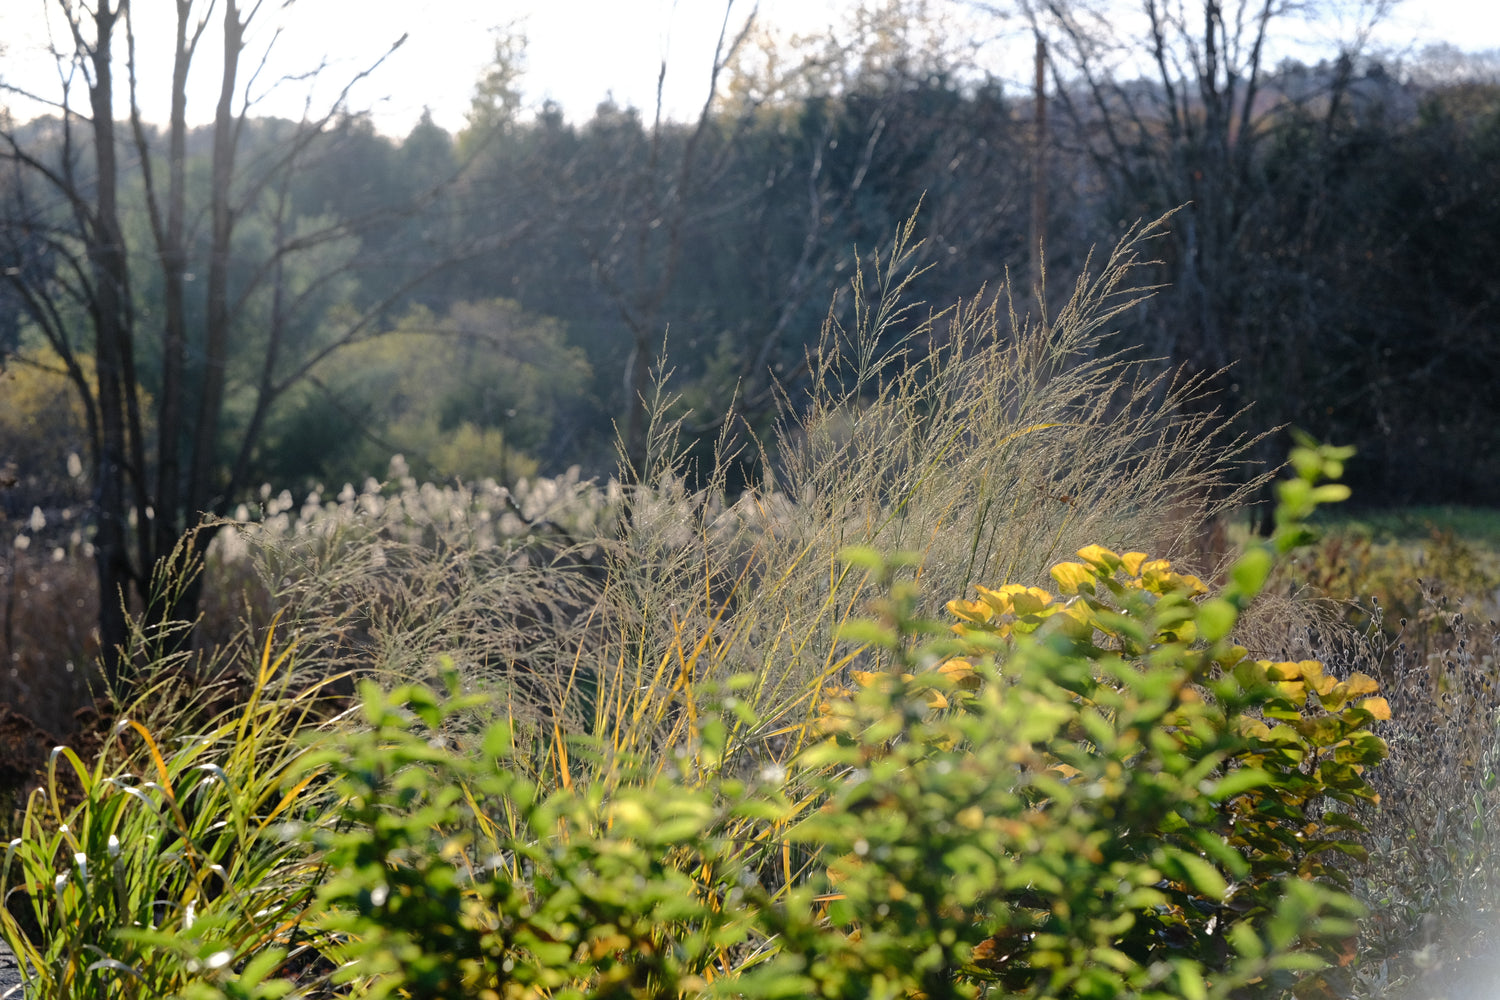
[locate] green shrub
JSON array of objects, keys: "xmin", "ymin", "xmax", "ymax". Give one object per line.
[
  {"xmin": 263, "ymin": 298, "xmax": 592, "ymax": 487},
  {"xmin": 272, "ymin": 440, "xmax": 1379, "ymax": 1000},
  {"xmin": 300, "ymin": 672, "xmax": 792, "ymax": 1000}
]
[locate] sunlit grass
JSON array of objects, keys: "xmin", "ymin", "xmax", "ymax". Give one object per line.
[{"xmin": 0, "ymin": 622, "xmax": 344, "ymax": 998}]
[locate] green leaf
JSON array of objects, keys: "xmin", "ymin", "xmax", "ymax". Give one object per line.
[
  {"xmin": 1311, "ymin": 483, "xmax": 1351, "ymax": 504},
  {"xmin": 1176, "ymin": 960, "xmax": 1209, "ymax": 1000},
  {"xmin": 1230, "ymin": 546, "xmax": 1274, "ymax": 599},
  {"xmin": 1196, "ymin": 598, "xmax": 1238, "ymax": 642},
  {"xmin": 1206, "ymin": 767, "xmax": 1273, "ymax": 801},
  {"xmin": 837, "ymin": 619, "xmax": 895, "ymax": 647},
  {"xmin": 482, "ymin": 721, "xmax": 513, "ymax": 758},
  {"xmin": 1165, "ymin": 847, "xmax": 1229, "ymax": 901},
  {"xmin": 837, "ymin": 545, "xmax": 886, "ymax": 572}
]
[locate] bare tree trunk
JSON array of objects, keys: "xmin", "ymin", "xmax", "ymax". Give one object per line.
[
  {"xmin": 130, "ymin": 0, "xmax": 207, "ymax": 629},
  {"xmin": 188, "ymin": 0, "xmax": 245, "ymax": 523},
  {"xmin": 3, "ymin": 0, "xmax": 453, "ymax": 686},
  {"xmin": 1030, "ymin": 33, "xmax": 1048, "ymax": 306},
  {"xmin": 85, "ymin": 2, "xmax": 137, "ymax": 680}
]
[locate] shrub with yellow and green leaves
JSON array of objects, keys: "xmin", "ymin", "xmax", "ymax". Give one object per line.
[
  {"xmin": 280, "ymin": 441, "xmax": 1381, "ymax": 1000},
  {"xmin": 805, "ymin": 439, "xmax": 1385, "ymax": 998},
  {"xmin": 0, "ymin": 442, "xmax": 1383, "ymax": 1000}
]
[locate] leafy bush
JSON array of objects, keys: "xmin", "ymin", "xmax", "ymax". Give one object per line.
[
  {"xmin": 301, "ymin": 673, "xmax": 785, "ymax": 1000},
  {"xmin": 256, "ymin": 439, "xmax": 1380, "ymax": 1000}
]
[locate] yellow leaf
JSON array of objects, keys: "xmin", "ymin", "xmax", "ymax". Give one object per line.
[
  {"xmin": 946, "ymin": 598, "xmax": 992, "ymax": 623},
  {"xmin": 1237, "ymin": 718, "xmax": 1273, "ymax": 739},
  {"xmin": 1050, "ymin": 561, "xmax": 1096, "ymax": 595},
  {"xmin": 1120, "ymin": 551, "xmax": 1149, "ymax": 576},
  {"xmin": 609, "ymin": 800, "xmax": 649, "ymax": 828},
  {"xmin": 1359, "ymin": 697, "xmax": 1391, "ymax": 721},
  {"xmin": 1006, "ymin": 585, "xmax": 1057, "ymax": 615},
  {"xmin": 1215, "ymin": 644, "xmax": 1250, "ymax": 668},
  {"xmin": 1076, "ymin": 544, "xmax": 1122, "ymax": 572},
  {"xmin": 1343, "ymin": 673, "xmax": 1379, "ymax": 697},
  {"xmin": 923, "ymin": 689, "xmax": 951, "ymax": 710},
  {"xmin": 1138, "ymin": 558, "xmax": 1208, "ymax": 596},
  {"xmin": 1060, "ymin": 605, "xmax": 1097, "ymax": 639},
  {"xmin": 1265, "ymin": 660, "xmax": 1320, "ymax": 682},
  {"xmin": 974, "ymin": 584, "xmax": 1015, "ymax": 612},
  {"xmin": 590, "ymin": 933, "xmax": 632, "ymax": 958}
]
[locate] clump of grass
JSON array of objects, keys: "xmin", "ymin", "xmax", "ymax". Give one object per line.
[
  {"xmin": 575, "ymin": 211, "xmax": 1265, "ymax": 776},
  {"xmin": 208, "ymin": 466, "xmax": 617, "ymax": 724},
  {"xmin": 1350, "ymin": 603, "xmax": 1500, "ymax": 998},
  {"xmin": 0, "ymin": 620, "xmax": 343, "ymax": 999}
]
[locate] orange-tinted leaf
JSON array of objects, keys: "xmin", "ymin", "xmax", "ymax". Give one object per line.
[
  {"xmin": 947, "ymin": 598, "xmax": 992, "ymax": 623},
  {"xmin": 936, "ymin": 658, "xmax": 983, "ymax": 690},
  {"xmin": 852, "ymin": 670, "xmax": 899, "ymax": 689}
]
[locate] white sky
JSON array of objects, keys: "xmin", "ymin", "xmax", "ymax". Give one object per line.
[{"xmin": 1, "ymin": 0, "xmax": 1497, "ymax": 137}]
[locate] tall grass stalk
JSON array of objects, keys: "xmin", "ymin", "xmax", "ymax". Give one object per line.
[{"xmin": 578, "ymin": 210, "xmax": 1265, "ymax": 781}]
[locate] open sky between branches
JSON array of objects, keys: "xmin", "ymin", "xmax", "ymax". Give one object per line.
[{"xmin": 3, "ymin": 0, "xmax": 1499, "ymax": 136}]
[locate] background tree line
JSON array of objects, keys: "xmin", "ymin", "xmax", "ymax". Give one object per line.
[{"xmin": 2, "ymin": 0, "xmax": 1497, "ymax": 676}]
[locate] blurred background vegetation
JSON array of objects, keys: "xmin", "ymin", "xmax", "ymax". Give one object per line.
[{"xmin": 4, "ymin": 1, "xmax": 1497, "ymax": 516}]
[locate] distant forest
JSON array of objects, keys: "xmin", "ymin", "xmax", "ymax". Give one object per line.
[{"xmin": 4, "ymin": 3, "xmax": 1498, "ymax": 526}]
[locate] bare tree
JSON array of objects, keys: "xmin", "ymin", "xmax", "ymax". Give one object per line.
[
  {"xmin": 999, "ymin": 0, "xmax": 1396, "ymax": 367},
  {"xmin": 0, "ymin": 0, "xmax": 454, "ymax": 681}
]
